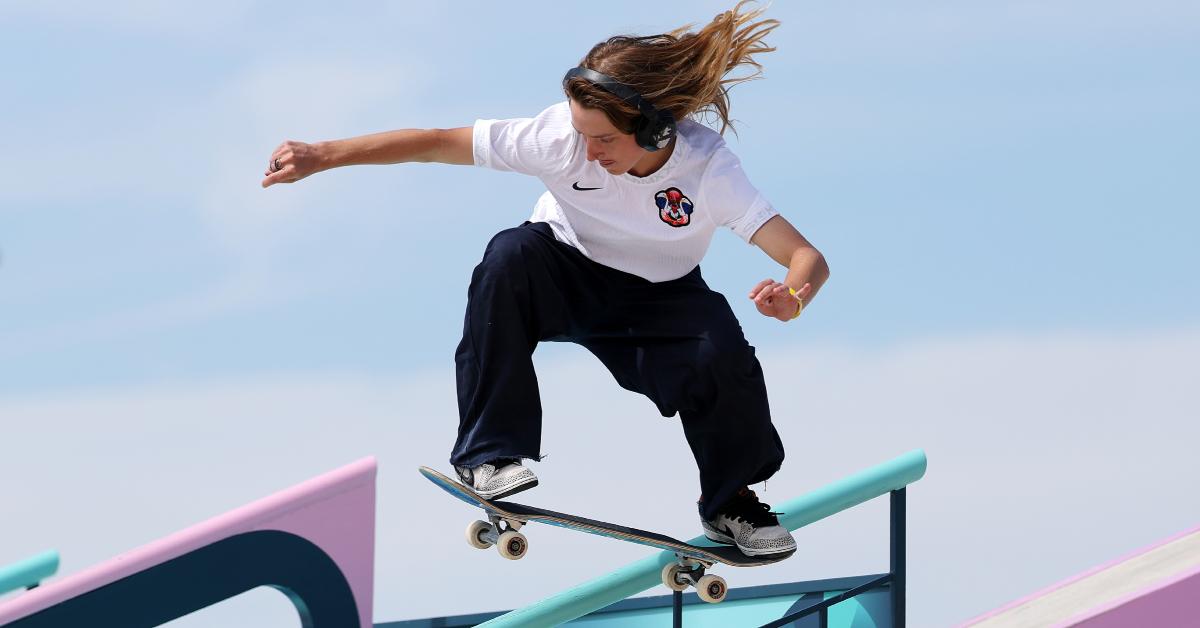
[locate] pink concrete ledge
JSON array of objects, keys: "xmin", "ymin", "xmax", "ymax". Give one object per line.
[{"xmin": 960, "ymin": 523, "xmax": 1200, "ymax": 627}]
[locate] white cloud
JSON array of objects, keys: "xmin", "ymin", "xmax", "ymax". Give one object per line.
[{"xmin": 2, "ymin": 329, "xmax": 1197, "ymax": 625}]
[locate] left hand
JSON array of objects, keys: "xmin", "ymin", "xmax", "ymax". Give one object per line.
[{"xmin": 749, "ymin": 279, "xmax": 811, "ymax": 322}]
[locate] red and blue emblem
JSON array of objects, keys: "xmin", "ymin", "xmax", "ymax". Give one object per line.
[{"xmin": 655, "ymin": 187, "xmax": 693, "ymax": 228}]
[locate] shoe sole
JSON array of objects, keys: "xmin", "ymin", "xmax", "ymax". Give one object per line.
[
  {"xmin": 705, "ymin": 527, "xmax": 796, "ymax": 558},
  {"xmin": 704, "ymin": 528, "xmax": 736, "ymax": 545},
  {"xmin": 737, "ymin": 544, "xmax": 797, "ymax": 558},
  {"xmin": 476, "ymin": 477, "xmax": 539, "ymax": 501}
]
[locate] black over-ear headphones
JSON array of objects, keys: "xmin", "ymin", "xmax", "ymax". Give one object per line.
[{"xmin": 563, "ymin": 67, "xmax": 677, "ymax": 152}]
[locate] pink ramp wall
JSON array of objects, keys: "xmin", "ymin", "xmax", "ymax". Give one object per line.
[
  {"xmin": 961, "ymin": 524, "xmax": 1200, "ymax": 627},
  {"xmin": 0, "ymin": 457, "xmax": 377, "ymax": 628}
]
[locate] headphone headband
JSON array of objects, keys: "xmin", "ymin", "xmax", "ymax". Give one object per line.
[
  {"xmin": 563, "ymin": 67, "xmax": 676, "ymax": 151},
  {"xmin": 564, "ymin": 67, "xmax": 656, "ymax": 119}
]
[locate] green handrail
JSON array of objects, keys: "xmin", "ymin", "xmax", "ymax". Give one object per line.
[
  {"xmin": 478, "ymin": 449, "xmax": 927, "ymax": 628},
  {"xmin": 0, "ymin": 550, "xmax": 59, "ymax": 596}
]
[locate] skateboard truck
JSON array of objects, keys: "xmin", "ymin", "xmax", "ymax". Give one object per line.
[
  {"xmin": 465, "ymin": 513, "xmax": 528, "ymax": 560},
  {"xmin": 661, "ymin": 554, "xmax": 728, "ymax": 603}
]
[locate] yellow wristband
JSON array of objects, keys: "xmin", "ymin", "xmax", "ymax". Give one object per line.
[{"xmin": 788, "ymin": 287, "xmax": 804, "ymax": 320}]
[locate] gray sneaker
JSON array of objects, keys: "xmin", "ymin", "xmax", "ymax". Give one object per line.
[
  {"xmin": 702, "ymin": 488, "xmax": 796, "ymax": 557},
  {"xmin": 454, "ymin": 459, "xmax": 538, "ymax": 500}
]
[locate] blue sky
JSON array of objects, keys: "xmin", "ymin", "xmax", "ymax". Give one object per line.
[
  {"xmin": 2, "ymin": 2, "xmax": 1198, "ymax": 626},
  {"xmin": 3, "ymin": 1, "xmax": 1195, "ymax": 395}
]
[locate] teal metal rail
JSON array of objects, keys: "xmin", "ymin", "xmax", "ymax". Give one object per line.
[
  {"xmin": 478, "ymin": 449, "xmax": 927, "ymax": 628},
  {"xmin": 0, "ymin": 551, "xmax": 59, "ymax": 596}
]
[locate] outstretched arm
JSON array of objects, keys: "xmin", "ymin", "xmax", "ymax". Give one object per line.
[
  {"xmin": 748, "ymin": 215, "xmax": 830, "ymax": 322},
  {"xmin": 262, "ymin": 126, "xmax": 474, "ymax": 188}
]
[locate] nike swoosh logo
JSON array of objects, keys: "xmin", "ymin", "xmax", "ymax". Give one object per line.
[{"xmin": 572, "ymin": 182, "xmax": 602, "ymax": 191}]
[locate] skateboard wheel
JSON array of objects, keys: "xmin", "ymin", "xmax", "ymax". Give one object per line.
[
  {"xmin": 497, "ymin": 530, "xmax": 528, "ymax": 560},
  {"xmin": 660, "ymin": 563, "xmax": 690, "ymax": 592},
  {"xmin": 696, "ymin": 575, "xmax": 727, "ymax": 604},
  {"xmin": 466, "ymin": 520, "xmax": 493, "ymax": 549}
]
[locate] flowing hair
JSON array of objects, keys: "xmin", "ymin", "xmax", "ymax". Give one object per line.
[{"xmin": 563, "ymin": 1, "xmax": 779, "ymax": 136}]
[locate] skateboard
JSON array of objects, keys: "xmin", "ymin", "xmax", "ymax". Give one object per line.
[{"xmin": 419, "ymin": 466, "xmax": 794, "ymax": 603}]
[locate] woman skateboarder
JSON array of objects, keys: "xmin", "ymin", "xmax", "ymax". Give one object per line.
[{"xmin": 262, "ymin": 1, "xmax": 828, "ymax": 557}]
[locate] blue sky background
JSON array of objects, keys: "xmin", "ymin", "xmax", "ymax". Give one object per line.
[
  {"xmin": 2, "ymin": 2, "xmax": 1198, "ymax": 626},
  {"xmin": 3, "ymin": 0, "xmax": 1196, "ymax": 395}
]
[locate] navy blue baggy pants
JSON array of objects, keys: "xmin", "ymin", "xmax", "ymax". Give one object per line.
[{"xmin": 450, "ymin": 222, "xmax": 784, "ymax": 519}]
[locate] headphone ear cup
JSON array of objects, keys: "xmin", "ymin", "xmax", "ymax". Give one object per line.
[
  {"xmin": 647, "ymin": 117, "xmax": 676, "ymax": 151},
  {"xmin": 656, "ymin": 117, "xmax": 677, "ymax": 148},
  {"xmin": 636, "ymin": 121, "xmax": 651, "ymax": 151},
  {"xmin": 636, "ymin": 114, "xmax": 675, "ymax": 151}
]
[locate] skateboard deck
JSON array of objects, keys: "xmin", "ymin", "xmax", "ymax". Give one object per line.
[{"xmin": 419, "ymin": 465, "xmax": 793, "ymax": 568}]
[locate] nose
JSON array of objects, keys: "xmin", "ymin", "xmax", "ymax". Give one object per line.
[{"xmin": 584, "ymin": 138, "xmax": 602, "ymax": 162}]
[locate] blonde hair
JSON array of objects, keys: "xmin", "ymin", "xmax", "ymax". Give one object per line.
[{"xmin": 563, "ymin": 1, "xmax": 779, "ymax": 135}]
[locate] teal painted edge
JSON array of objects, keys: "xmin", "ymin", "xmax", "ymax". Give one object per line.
[
  {"xmin": 777, "ymin": 448, "xmax": 927, "ymax": 531},
  {"xmin": 0, "ymin": 550, "xmax": 60, "ymax": 596},
  {"xmin": 477, "ymin": 449, "xmax": 927, "ymax": 628}
]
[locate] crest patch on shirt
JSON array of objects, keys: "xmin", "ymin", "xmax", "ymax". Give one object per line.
[{"xmin": 655, "ymin": 187, "xmax": 694, "ymax": 228}]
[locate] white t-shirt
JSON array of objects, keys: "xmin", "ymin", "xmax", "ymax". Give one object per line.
[{"xmin": 473, "ymin": 101, "xmax": 777, "ymax": 283}]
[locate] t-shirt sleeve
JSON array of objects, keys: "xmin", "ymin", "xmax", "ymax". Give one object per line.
[
  {"xmin": 702, "ymin": 147, "xmax": 779, "ymax": 243},
  {"xmin": 472, "ymin": 101, "xmax": 578, "ymax": 177}
]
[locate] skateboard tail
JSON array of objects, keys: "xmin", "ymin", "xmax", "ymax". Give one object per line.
[{"xmin": 419, "ymin": 467, "xmax": 486, "ymax": 510}]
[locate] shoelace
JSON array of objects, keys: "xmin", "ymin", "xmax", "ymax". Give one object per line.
[{"xmin": 724, "ymin": 494, "xmax": 783, "ymax": 528}]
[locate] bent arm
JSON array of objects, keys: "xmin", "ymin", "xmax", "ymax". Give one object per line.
[{"xmin": 750, "ymin": 215, "xmax": 830, "ymax": 305}]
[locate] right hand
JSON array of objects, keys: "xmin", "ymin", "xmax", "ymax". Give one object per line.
[
  {"xmin": 262, "ymin": 140, "xmax": 324, "ymax": 188},
  {"xmin": 749, "ymin": 279, "xmax": 811, "ymax": 322}
]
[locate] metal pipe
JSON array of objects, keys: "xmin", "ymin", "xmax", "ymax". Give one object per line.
[
  {"xmin": 0, "ymin": 552, "xmax": 59, "ymax": 597},
  {"xmin": 477, "ymin": 449, "xmax": 927, "ymax": 628},
  {"xmin": 891, "ymin": 488, "xmax": 907, "ymax": 628}
]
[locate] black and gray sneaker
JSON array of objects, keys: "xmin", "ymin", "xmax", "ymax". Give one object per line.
[
  {"xmin": 454, "ymin": 459, "xmax": 538, "ymax": 500},
  {"xmin": 702, "ymin": 488, "xmax": 797, "ymax": 557}
]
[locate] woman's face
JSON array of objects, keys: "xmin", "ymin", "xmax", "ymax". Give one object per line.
[{"xmin": 569, "ymin": 99, "xmax": 649, "ymax": 176}]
